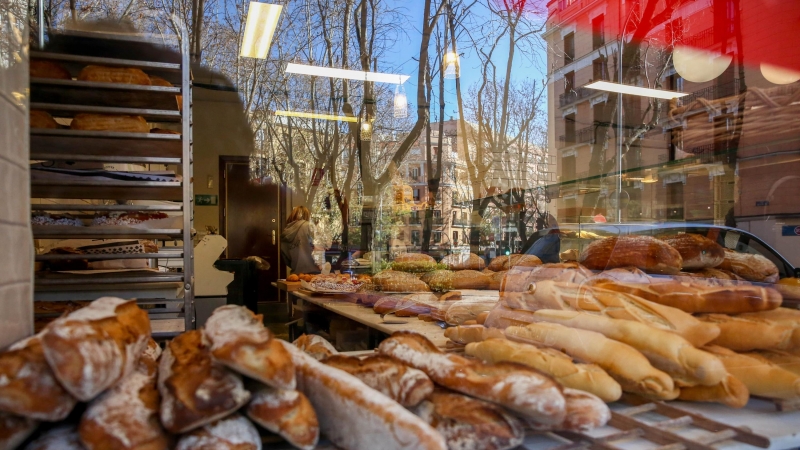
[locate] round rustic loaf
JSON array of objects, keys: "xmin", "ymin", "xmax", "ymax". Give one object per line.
[
  {"xmin": 373, "ymin": 270, "xmax": 431, "ymax": 292},
  {"xmin": 717, "ymin": 249, "xmax": 779, "ymax": 283},
  {"xmin": 661, "ymin": 234, "xmax": 725, "ymax": 270},
  {"xmin": 392, "ymin": 253, "xmax": 437, "ymax": 273},
  {"xmin": 579, "ymin": 236, "xmax": 683, "ymax": 275},
  {"xmin": 451, "ymin": 270, "xmax": 491, "ymax": 290},
  {"xmin": 440, "ymin": 253, "xmax": 486, "ymax": 271}
]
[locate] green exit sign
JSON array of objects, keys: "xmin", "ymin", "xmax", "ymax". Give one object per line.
[{"xmin": 195, "ymin": 194, "xmax": 218, "ymax": 206}]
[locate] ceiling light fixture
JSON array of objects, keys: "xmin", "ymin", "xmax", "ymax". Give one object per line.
[
  {"xmin": 760, "ymin": 63, "xmax": 800, "ymax": 85},
  {"xmin": 240, "ymin": 3, "xmax": 283, "ymax": 59},
  {"xmin": 393, "ymin": 78, "xmax": 408, "ymax": 118},
  {"xmin": 673, "ymin": 45, "xmax": 732, "ymax": 83},
  {"xmin": 285, "ymin": 63, "xmax": 409, "ymax": 84},
  {"xmin": 274, "ymin": 110, "xmax": 357, "ymax": 122},
  {"xmin": 585, "ymin": 81, "xmax": 688, "ymax": 100}
]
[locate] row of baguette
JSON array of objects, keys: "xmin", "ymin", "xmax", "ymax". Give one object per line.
[{"xmin": 0, "ymin": 299, "xmax": 612, "ymax": 450}]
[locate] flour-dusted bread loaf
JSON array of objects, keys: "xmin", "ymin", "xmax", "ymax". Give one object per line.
[
  {"xmin": 451, "ymin": 270, "xmax": 490, "ymax": 290},
  {"xmin": 440, "ymin": 253, "xmax": 486, "ymax": 271},
  {"xmin": 29, "ymin": 110, "xmax": 59, "ymax": 129},
  {"xmin": 0, "ymin": 333, "xmax": 76, "ymax": 421},
  {"xmin": 70, "ymin": 114, "xmax": 150, "ymax": 133},
  {"xmin": 41, "ymin": 297, "xmax": 150, "ymax": 402},
  {"xmin": 24, "ymin": 425, "xmax": 84, "ymax": 450},
  {"xmin": 677, "ymin": 373, "xmax": 750, "ymax": 408},
  {"xmin": 292, "ymin": 334, "xmax": 337, "ymax": 361},
  {"xmin": 392, "ymin": 253, "xmax": 437, "ymax": 273},
  {"xmin": 246, "ymin": 387, "xmax": 319, "ymax": 450},
  {"xmin": 323, "ymin": 354, "xmax": 433, "ymax": 407},
  {"xmin": 203, "ymin": 305, "xmax": 295, "ymax": 390},
  {"xmin": 373, "ymin": 270, "xmax": 431, "ymax": 292},
  {"xmin": 553, "ymin": 389, "xmax": 611, "ymax": 432},
  {"xmin": 0, "ymin": 412, "xmax": 37, "ymax": 450},
  {"xmin": 30, "ymin": 59, "xmax": 71, "ymax": 79},
  {"xmin": 78, "ymin": 65, "xmax": 151, "ymax": 85},
  {"xmin": 79, "ymin": 340, "xmax": 169, "ymax": 450},
  {"xmin": 158, "ymin": 330, "xmax": 251, "ymax": 434},
  {"xmin": 466, "ymin": 338, "xmax": 622, "ymax": 402},
  {"xmin": 281, "ymin": 341, "xmax": 447, "ymax": 450},
  {"xmin": 174, "ymin": 414, "xmax": 261, "ymax": 450},
  {"xmin": 378, "ymin": 331, "xmax": 566, "ymax": 426},
  {"xmin": 703, "ymin": 345, "xmax": 800, "ymax": 399},
  {"xmin": 661, "ymin": 234, "xmax": 725, "ymax": 270},
  {"xmin": 580, "ymin": 236, "xmax": 683, "ymax": 274},
  {"xmin": 718, "ymin": 250, "xmax": 780, "ymax": 283},
  {"xmin": 412, "ymin": 389, "xmax": 524, "ymax": 450}
]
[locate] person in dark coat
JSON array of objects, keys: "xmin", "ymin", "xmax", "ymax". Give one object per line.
[
  {"xmin": 280, "ymin": 206, "xmax": 320, "ymax": 274},
  {"xmin": 522, "ymin": 213, "xmax": 561, "ymax": 263}
]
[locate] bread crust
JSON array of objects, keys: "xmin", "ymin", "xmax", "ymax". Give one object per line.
[
  {"xmin": 444, "ymin": 301, "xmax": 497, "ymax": 326},
  {"xmin": 718, "ymin": 250, "xmax": 780, "ymax": 283},
  {"xmin": 246, "ymin": 387, "xmax": 319, "ymax": 450},
  {"xmin": 451, "ymin": 270, "xmax": 490, "ymax": 290},
  {"xmin": 30, "ymin": 59, "xmax": 71, "ymax": 79},
  {"xmin": 323, "ymin": 354, "xmax": 434, "ymax": 407},
  {"xmin": 70, "ymin": 114, "xmax": 150, "ymax": 133},
  {"xmin": 0, "ymin": 412, "xmax": 37, "ymax": 450},
  {"xmin": 579, "ymin": 236, "xmax": 683, "ymax": 274},
  {"xmin": 501, "ymin": 263, "xmax": 592, "ymax": 292},
  {"xmin": 174, "ymin": 414, "xmax": 261, "ymax": 450},
  {"xmin": 373, "ymin": 270, "xmax": 431, "ymax": 292},
  {"xmin": 704, "ymin": 345, "xmax": 800, "ymax": 399},
  {"xmin": 677, "ymin": 373, "xmax": 750, "ymax": 408},
  {"xmin": 392, "ymin": 253, "xmax": 437, "ymax": 273},
  {"xmin": 700, "ymin": 313, "xmax": 795, "ymax": 351},
  {"xmin": 444, "ymin": 325, "xmax": 505, "ymax": 345},
  {"xmin": 440, "ymin": 253, "xmax": 486, "ymax": 271},
  {"xmin": 661, "ymin": 234, "xmax": 725, "ymax": 270},
  {"xmin": 30, "ymin": 110, "xmax": 59, "ymax": 129},
  {"xmin": 78, "ymin": 65, "xmax": 151, "ymax": 85},
  {"xmin": 292, "ymin": 334, "xmax": 337, "ymax": 361}
]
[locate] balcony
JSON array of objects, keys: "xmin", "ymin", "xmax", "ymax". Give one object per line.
[
  {"xmin": 559, "ymin": 84, "xmax": 601, "ymax": 108},
  {"xmin": 682, "ymin": 27, "xmax": 714, "ymax": 50},
  {"xmin": 409, "ymin": 217, "xmax": 422, "ymax": 225},
  {"xmin": 433, "ymin": 217, "xmax": 446, "ymax": 226},
  {"xmin": 679, "ymin": 79, "xmax": 740, "ymax": 106},
  {"xmin": 452, "ymin": 219, "xmax": 469, "ymax": 227},
  {"xmin": 558, "ymin": 125, "xmax": 596, "ymax": 149}
]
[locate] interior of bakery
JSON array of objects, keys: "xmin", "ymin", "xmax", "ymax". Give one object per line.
[{"xmin": 2, "ymin": 0, "xmax": 800, "ymax": 448}]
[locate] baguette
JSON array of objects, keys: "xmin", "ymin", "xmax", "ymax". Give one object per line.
[
  {"xmin": 378, "ymin": 331, "xmax": 566, "ymax": 425},
  {"xmin": 465, "ymin": 338, "xmax": 622, "ymax": 402},
  {"xmin": 522, "ymin": 281, "xmax": 720, "ymax": 346},
  {"xmin": 505, "ymin": 323, "xmax": 678, "ymax": 400},
  {"xmin": 703, "ymin": 345, "xmax": 800, "ymax": 399},
  {"xmin": 412, "ymin": 389, "xmax": 524, "ymax": 450},
  {"xmin": 579, "ymin": 236, "xmax": 683, "ymax": 274},
  {"xmin": 677, "ymin": 373, "xmax": 750, "ymax": 408},
  {"xmin": 246, "ymin": 387, "xmax": 319, "ymax": 450},
  {"xmin": 392, "ymin": 253, "xmax": 438, "ymax": 273},
  {"xmin": 41, "ymin": 297, "xmax": 150, "ymax": 401},
  {"xmin": 0, "ymin": 412, "xmax": 37, "ymax": 450},
  {"xmin": 444, "ymin": 301, "xmax": 496, "ymax": 325},
  {"xmin": 323, "ymin": 354, "xmax": 433, "ymax": 407},
  {"xmin": 203, "ymin": 305, "xmax": 295, "ymax": 390},
  {"xmin": 0, "ymin": 333, "xmax": 76, "ymax": 421},
  {"xmin": 175, "ymin": 414, "xmax": 261, "ymax": 450},
  {"xmin": 444, "ymin": 325, "xmax": 505, "ymax": 344},
  {"xmin": 158, "ymin": 330, "xmax": 251, "ymax": 434},
  {"xmin": 530, "ymin": 310, "xmax": 726, "ymax": 386},
  {"xmin": 543, "ymin": 388, "xmax": 610, "ymax": 433},
  {"xmin": 373, "ymin": 270, "xmax": 431, "ymax": 292},
  {"xmin": 292, "ymin": 334, "xmax": 337, "ymax": 361},
  {"xmin": 748, "ymin": 350, "xmax": 800, "ymax": 376},
  {"xmin": 483, "ymin": 304, "xmax": 537, "ymax": 329},
  {"xmin": 737, "ymin": 307, "xmax": 800, "ymax": 348},
  {"xmin": 281, "ymin": 341, "xmax": 447, "ymax": 450},
  {"xmin": 699, "ymin": 313, "xmax": 795, "ymax": 351}
]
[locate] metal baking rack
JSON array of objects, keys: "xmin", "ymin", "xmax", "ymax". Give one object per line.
[{"xmin": 29, "ymin": 27, "xmax": 194, "ymax": 337}]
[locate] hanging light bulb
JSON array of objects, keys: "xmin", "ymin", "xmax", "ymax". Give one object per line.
[
  {"xmin": 360, "ymin": 121, "xmax": 372, "ymax": 141},
  {"xmin": 393, "ymin": 80, "xmax": 408, "ymax": 118},
  {"xmin": 444, "ymin": 50, "xmax": 460, "ymax": 79}
]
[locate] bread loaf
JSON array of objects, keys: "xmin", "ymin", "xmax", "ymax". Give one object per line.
[
  {"xmin": 661, "ymin": 234, "xmax": 725, "ymax": 269},
  {"xmin": 488, "ymin": 254, "xmax": 541, "ymax": 271},
  {"xmin": 483, "ymin": 304, "xmax": 537, "ymax": 329},
  {"xmin": 78, "ymin": 65, "xmax": 151, "ymax": 85},
  {"xmin": 0, "ymin": 333, "xmax": 76, "ymax": 421},
  {"xmin": 70, "ymin": 114, "xmax": 150, "ymax": 133},
  {"xmin": 676, "ymin": 373, "xmax": 750, "ymax": 408},
  {"xmin": 246, "ymin": 387, "xmax": 319, "ymax": 450},
  {"xmin": 79, "ymin": 341, "xmax": 169, "ymax": 450},
  {"xmin": 440, "ymin": 253, "xmax": 486, "ymax": 271},
  {"xmin": 412, "ymin": 389, "xmax": 524, "ymax": 450},
  {"xmin": 175, "ymin": 414, "xmax": 261, "ymax": 450},
  {"xmin": 0, "ymin": 412, "xmax": 37, "ymax": 450},
  {"xmin": 392, "ymin": 253, "xmax": 437, "ymax": 273},
  {"xmin": 30, "ymin": 60, "xmax": 71, "ymax": 79},
  {"xmin": 530, "ymin": 310, "xmax": 726, "ymax": 386},
  {"xmin": 465, "ymin": 338, "xmax": 622, "ymax": 402},
  {"xmin": 373, "ymin": 270, "xmax": 431, "ymax": 292},
  {"xmin": 451, "ymin": 270, "xmax": 490, "ymax": 290},
  {"xmin": 775, "ymin": 278, "xmax": 800, "ymax": 302},
  {"xmin": 486, "ymin": 270, "xmax": 506, "ymax": 290},
  {"xmin": 580, "ymin": 236, "xmax": 683, "ymax": 274},
  {"xmin": 718, "ymin": 250, "xmax": 780, "ymax": 283},
  {"xmin": 505, "ymin": 323, "xmax": 678, "ymax": 400},
  {"xmin": 281, "ymin": 341, "xmax": 447, "ymax": 450},
  {"xmin": 699, "ymin": 313, "xmax": 795, "ymax": 351},
  {"xmin": 444, "ymin": 301, "xmax": 496, "ymax": 325},
  {"xmin": 444, "ymin": 325, "xmax": 505, "ymax": 344},
  {"xmin": 502, "ymin": 263, "xmax": 593, "ymax": 292},
  {"xmin": 680, "ymin": 268, "xmax": 743, "ymax": 281},
  {"xmin": 24, "ymin": 425, "xmax": 84, "ymax": 450},
  {"xmin": 737, "ymin": 307, "xmax": 800, "ymax": 349},
  {"xmin": 521, "ymin": 281, "xmax": 721, "ymax": 347},
  {"xmin": 546, "ymin": 388, "xmax": 610, "ymax": 433},
  {"xmin": 703, "ymin": 345, "xmax": 800, "ymax": 399},
  {"xmin": 420, "ymin": 270, "xmax": 454, "ymax": 292},
  {"xmin": 158, "ymin": 330, "xmax": 251, "ymax": 434},
  {"xmin": 378, "ymin": 331, "xmax": 566, "ymax": 425},
  {"xmin": 374, "ymin": 296, "xmax": 433, "ymax": 317},
  {"xmin": 30, "ymin": 110, "xmax": 59, "ymax": 129},
  {"xmin": 292, "ymin": 334, "xmax": 337, "ymax": 361},
  {"xmin": 749, "ymin": 350, "xmax": 800, "ymax": 376},
  {"xmin": 41, "ymin": 297, "xmax": 150, "ymax": 402},
  {"xmin": 203, "ymin": 305, "xmax": 295, "ymax": 390},
  {"xmin": 323, "ymin": 354, "xmax": 433, "ymax": 407}
]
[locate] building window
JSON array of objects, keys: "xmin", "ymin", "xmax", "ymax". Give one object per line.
[
  {"xmin": 592, "ymin": 58, "xmax": 607, "ymax": 82},
  {"xmin": 453, "ymin": 231, "xmax": 459, "ymax": 243},
  {"xmin": 433, "ymin": 210, "xmax": 441, "ymax": 218},
  {"xmin": 563, "ymin": 32, "xmax": 575, "ymax": 65},
  {"xmin": 433, "ymin": 231, "xmax": 442, "ymax": 243},
  {"xmin": 562, "ymin": 155, "xmax": 576, "ymax": 181},
  {"xmin": 592, "ymin": 15, "xmax": 605, "ymax": 50},
  {"xmin": 411, "ymin": 230, "xmax": 420, "ymax": 245},
  {"xmin": 564, "ymin": 71, "xmax": 575, "ymax": 94},
  {"xmin": 413, "ymin": 189, "xmax": 420, "ymax": 201},
  {"xmin": 564, "ymin": 113, "xmax": 576, "ymax": 145}
]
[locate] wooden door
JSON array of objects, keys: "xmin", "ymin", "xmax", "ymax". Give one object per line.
[{"xmin": 219, "ymin": 157, "xmax": 281, "ymax": 301}]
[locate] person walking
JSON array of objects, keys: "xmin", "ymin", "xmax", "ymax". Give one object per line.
[{"xmin": 280, "ymin": 206, "xmax": 320, "ymax": 274}]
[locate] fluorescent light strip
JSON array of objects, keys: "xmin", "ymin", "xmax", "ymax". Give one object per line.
[
  {"xmin": 286, "ymin": 63, "xmax": 409, "ymax": 84},
  {"xmin": 585, "ymin": 81, "xmax": 688, "ymax": 100},
  {"xmin": 240, "ymin": 3, "xmax": 283, "ymax": 59},
  {"xmin": 275, "ymin": 110, "xmax": 357, "ymax": 122}
]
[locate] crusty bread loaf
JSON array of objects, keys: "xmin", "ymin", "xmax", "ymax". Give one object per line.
[
  {"xmin": 703, "ymin": 345, "xmax": 800, "ymax": 399},
  {"xmin": 158, "ymin": 330, "xmax": 251, "ymax": 434},
  {"xmin": 488, "ymin": 254, "xmax": 541, "ymax": 271},
  {"xmin": 444, "ymin": 301, "xmax": 497, "ymax": 326},
  {"xmin": 749, "ymin": 350, "xmax": 800, "ymax": 376},
  {"xmin": 203, "ymin": 305, "xmax": 295, "ymax": 390},
  {"xmin": 246, "ymin": 387, "xmax": 319, "ymax": 450},
  {"xmin": 147, "ymin": 75, "xmax": 173, "ymax": 87},
  {"xmin": 412, "ymin": 389, "xmax": 524, "ymax": 450},
  {"xmin": 451, "ymin": 270, "xmax": 490, "ymax": 290},
  {"xmin": 79, "ymin": 341, "xmax": 170, "ymax": 450},
  {"xmin": 505, "ymin": 323, "xmax": 678, "ymax": 400},
  {"xmin": 70, "ymin": 114, "xmax": 150, "ymax": 133},
  {"xmin": 502, "ymin": 263, "xmax": 593, "ymax": 292},
  {"xmin": 392, "ymin": 253, "xmax": 437, "ymax": 273},
  {"xmin": 0, "ymin": 333, "xmax": 76, "ymax": 421},
  {"xmin": 175, "ymin": 414, "xmax": 261, "ymax": 450},
  {"xmin": 30, "ymin": 59, "xmax": 71, "ymax": 79},
  {"xmin": 24, "ymin": 425, "xmax": 84, "ymax": 450},
  {"xmin": 737, "ymin": 307, "xmax": 800, "ymax": 349},
  {"xmin": 680, "ymin": 268, "xmax": 744, "ymax": 281},
  {"xmin": 323, "ymin": 354, "xmax": 433, "ymax": 407},
  {"xmin": 677, "ymin": 373, "xmax": 750, "ymax": 408},
  {"xmin": 661, "ymin": 234, "xmax": 725, "ymax": 270},
  {"xmin": 374, "ymin": 296, "xmax": 434, "ymax": 317},
  {"xmin": 41, "ymin": 297, "xmax": 150, "ymax": 402},
  {"xmin": 444, "ymin": 325, "xmax": 505, "ymax": 344},
  {"xmin": 420, "ymin": 270, "xmax": 454, "ymax": 292},
  {"xmin": 466, "ymin": 338, "xmax": 621, "ymax": 402},
  {"xmin": 0, "ymin": 412, "xmax": 37, "ymax": 450},
  {"xmin": 378, "ymin": 331, "xmax": 566, "ymax": 426},
  {"xmin": 699, "ymin": 313, "xmax": 795, "ymax": 352},
  {"xmin": 718, "ymin": 250, "xmax": 780, "ymax": 283},
  {"xmin": 281, "ymin": 341, "xmax": 447, "ymax": 450},
  {"xmin": 292, "ymin": 334, "xmax": 337, "ymax": 361},
  {"xmin": 521, "ymin": 281, "xmax": 721, "ymax": 347},
  {"xmin": 30, "ymin": 110, "xmax": 59, "ymax": 129},
  {"xmin": 530, "ymin": 310, "xmax": 726, "ymax": 387},
  {"xmin": 483, "ymin": 304, "xmax": 538, "ymax": 329},
  {"xmin": 373, "ymin": 270, "xmax": 431, "ymax": 292},
  {"xmin": 78, "ymin": 65, "xmax": 151, "ymax": 85},
  {"xmin": 579, "ymin": 236, "xmax": 683, "ymax": 274},
  {"xmin": 440, "ymin": 253, "xmax": 486, "ymax": 271},
  {"xmin": 542, "ymin": 388, "xmax": 611, "ymax": 433}
]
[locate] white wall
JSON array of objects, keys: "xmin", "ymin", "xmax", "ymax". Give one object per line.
[{"xmin": 738, "ymin": 218, "xmax": 800, "ymax": 268}]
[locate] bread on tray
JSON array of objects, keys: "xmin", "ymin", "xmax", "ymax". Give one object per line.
[
  {"xmin": 703, "ymin": 345, "xmax": 800, "ymax": 399},
  {"xmin": 30, "ymin": 59, "xmax": 71, "ymax": 79},
  {"xmin": 30, "ymin": 110, "xmax": 59, "ymax": 129},
  {"xmin": 373, "ymin": 270, "xmax": 431, "ymax": 292},
  {"xmin": 70, "ymin": 113, "xmax": 150, "ymax": 133},
  {"xmin": 78, "ymin": 65, "xmax": 151, "ymax": 85}
]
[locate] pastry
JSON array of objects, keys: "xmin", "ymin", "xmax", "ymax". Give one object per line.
[
  {"xmin": 78, "ymin": 65, "xmax": 151, "ymax": 85},
  {"xmin": 579, "ymin": 236, "xmax": 683, "ymax": 274},
  {"xmin": 246, "ymin": 387, "xmax": 319, "ymax": 450},
  {"xmin": 30, "ymin": 59, "xmax": 71, "ymax": 79},
  {"xmin": 718, "ymin": 249, "xmax": 780, "ymax": 283},
  {"xmin": 440, "ymin": 253, "xmax": 486, "ymax": 271},
  {"xmin": 661, "ymin": 234, "xmax": 725, "ymax": 269},
  {"xmin": 323, "ymin": 354, "xmax": 433, "ymax": 407},
  {"xmin": 292, "ymin": 334, "xmax": 337, "ymax": 361},
  {"xmin": 30, "ymin": 110, "xmax": 59, "ymax": 129},
  {"xmin": 174, "ymin": 414, "xmax": 261, "ymax": 450},
  {"xmin": 391, "ymin": 253, "xmax": 437, "ymax": 273},
  {"xmin": 70, "ymin": 114, "xmax": 150, "ymax": 133}
]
